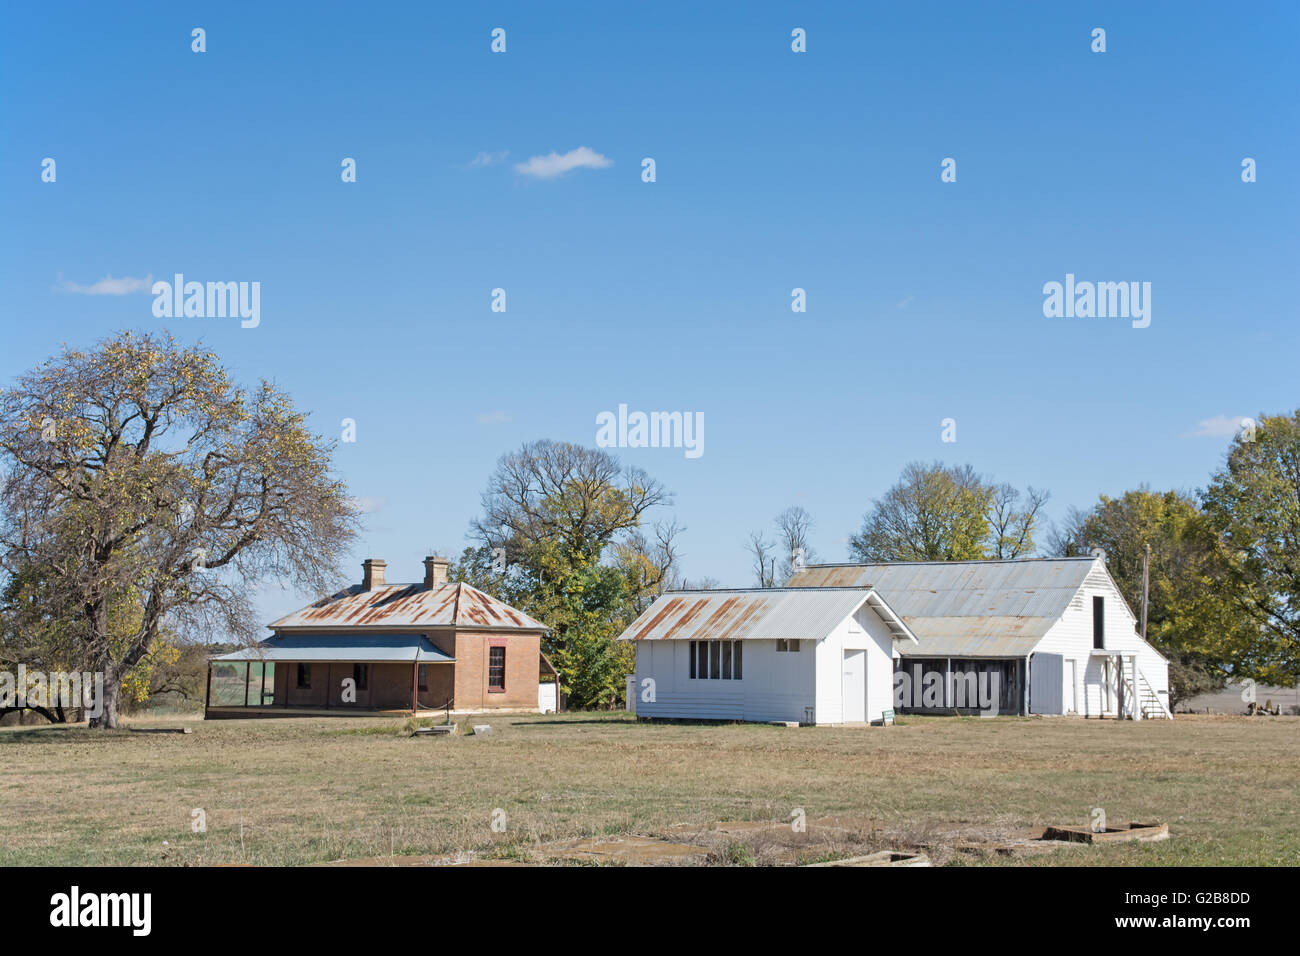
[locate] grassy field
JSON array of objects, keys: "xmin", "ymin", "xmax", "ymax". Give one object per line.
[{"xmin": 1, "ymin": 712, "xmax": 1297, "ymax": 866}]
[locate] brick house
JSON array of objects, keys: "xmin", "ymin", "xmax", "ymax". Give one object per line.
[{"xmin": 205, "ymin": 556, "xmax": 558, "ymax": 718}]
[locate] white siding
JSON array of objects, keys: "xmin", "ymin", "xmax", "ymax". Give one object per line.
[
  {"xmin": 632, "ymin": 604, "xmax": 900, "ymax": 725},
  {"xmin": 814, "ymin": 606, "xmax": 897, "ymax": 724},
  {"xmin": 633, "ymin": 636, "xmax": 816, "ymax": 723},
  {"xmin": 1030, "ymin": 561, "xmax": 1169, "ymax": 716}
]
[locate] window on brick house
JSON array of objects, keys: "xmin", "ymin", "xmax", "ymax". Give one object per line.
[
  {"xmin": 488, "ymin": 646, "xmax": 506, "ymax": 691},
  {"xmin": 296, "ymin": 663, "xmax": 311, "ymax": 689},
  {"xmin": 353, "ymin": 663, "xmax": 368, "ymax": 691},
  {"xmin": 418, "ymin": 664, "xmax": 429, "ymax": 691}
]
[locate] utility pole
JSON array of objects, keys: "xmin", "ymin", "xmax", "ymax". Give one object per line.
[{"xmin": 1140, "ymin": 543, "xmax": 1151, "ymax": 641}]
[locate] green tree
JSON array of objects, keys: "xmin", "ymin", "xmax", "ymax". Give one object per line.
[
  {"xmin": 1201, "ymin": 411, "xmax": 1300, "ymax": 684},
  {"xmin": 851, "ymin": 462, "xmax": 1014, "ymax": 561},
  {"xmin": 0, "ymin": 332, "xmax": 359, "ymax": 727},
  {"xmin": 459, "ymin": 440, "xmax": 672, "ymax": 708},
  {"xmin": 1047, "ymin": 486, "xmax": 1261, "ymax": 701}
]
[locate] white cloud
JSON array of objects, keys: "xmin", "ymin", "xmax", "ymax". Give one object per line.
[
  {"xmin": 349, "ymin": 496, "xmax": 387, "ymax": 515},
  {"xmin": 476, "ymin": 411, "xmax": 512, "ymax": 424},
  {"xmin": 58, "ymin": 273, "xmax": 154, "ymax": 295},
  {"xmin": 1186, "ymin": 415, "xmax": 1249, "ymax": 438},
  {"xmin": 514, "ymin": 146, "xmax": 612, "ymax": 179},
  {"xmin": 468, "ymin": 150, "xmax": 509, "ymax": 168}
]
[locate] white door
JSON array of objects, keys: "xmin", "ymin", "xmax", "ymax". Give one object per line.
[
  {"xmin": 539, "ymin": 681, "xmax": 557, "ymax": 714},
  {"xmin": 842, "ymin": 650, "xmax": 866, "ymax": 722}
]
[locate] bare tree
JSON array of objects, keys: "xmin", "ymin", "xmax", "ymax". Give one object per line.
[
  {"xmin": 987, "ymin": 484, "xmax": 1050, "ymax": 558},
  {"xmin": 616, "ymin": 518, "xmax": 683, "ymax": 614},
  {"xmin": 678, "ymin": 575, "xmax": 721, "ymax": 590},
  {"xmin": 1047, "ymin": 505, "xmax": 1093, "ymax": 557},
  {"xmin": 775, "ymin": 505, "xmax": 817, "ymax": 582},
  {"xmin": 470, "ymin": 440, "xmax": 669, "ymax": 563},
  {"xmin": 745, "ymin": 532, "xmax": 778, "ymax": 588}
]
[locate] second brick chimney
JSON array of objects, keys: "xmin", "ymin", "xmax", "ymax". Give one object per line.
[
  {"xmin": 362, "ymin": 558, "xmax": 387, "ymax": 591},
  {"xmin": 424, "ymin": 555, "xmax": 450, "ymax": 589}
]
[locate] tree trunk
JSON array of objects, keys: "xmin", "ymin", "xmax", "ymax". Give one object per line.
[{"xmin": 88, "ymin": 673, "xmax": 120, "ymax": 729}]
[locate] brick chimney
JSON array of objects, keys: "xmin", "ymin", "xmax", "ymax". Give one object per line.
[
  {"xmin": 362, "ymin": 558, "xmax": 387, "ymax": 591},
  {"xmin": 424, "ymin": 555, "xmax": 450, "ymax": 589}
]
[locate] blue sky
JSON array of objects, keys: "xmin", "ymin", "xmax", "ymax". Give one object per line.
[{"xmin": 2, "ymin": 1, "xmax": 1297, "ymax": 627}]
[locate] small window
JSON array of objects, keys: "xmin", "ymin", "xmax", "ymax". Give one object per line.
[
  {"xmin": 733, "ymin": 642, "xmax": 743, "ymax": 680},
  {"xmin": 418, "ymin": 664, "xmax": 429, "ymax": 691},
  {"xmin": 296, "ymin": 663, "xmax": 311, "ymax": 689},
  {"xmin": 709, "ymin": 641, "xmax": 721, "ymax": 679},
  {"xmin": 353, "ymin": 663, "xmax": 368, "ymax": 691},
  {"xmin": 788, "ymin": 639, "xmax": 800, "ymax": 652},
  {"xmin": 489, "ymin": 646, "xmax": 506, "ymax": 690},
  {"xmin": 689, "ymin": 641, "xmax": 697, "ymax": 679},
  {"xmin": 1093, "ymin": 596, "xmax": 1105, "ymax": 649},
  {"xmin": 696, "ymin": 641, "xmax": 708, "ymax": 679},
  {"xmin": 722, "ymin": 641, "xmax": 732, "ymax": 680},
  {"xmin": 776, "ymin": 639, "xmax": 801, "ymax": 652}
]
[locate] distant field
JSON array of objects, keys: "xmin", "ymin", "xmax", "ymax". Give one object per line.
[{"xmin": 1, "ymin": 712, "xmax": 1297, "ymax": 866}]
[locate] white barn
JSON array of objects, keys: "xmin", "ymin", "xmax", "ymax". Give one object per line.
[{"xmin": 619, "ymin": 556, "xmax": 1171, "ymax": 724}]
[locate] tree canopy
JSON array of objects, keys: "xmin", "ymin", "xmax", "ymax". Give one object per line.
[
  {"xmin": 1201, "ymin": 411, "xmax": 1300, "ymax": 684},
  {"xmin": 849, "ymin": 461, "xmax": 1047, "ymax": 562},
  {"xmin": 1048, "ymin": 487, "xmax": 1250, "ymax": 704},
  {"xmin": 0, "ymin": 331, "xmax": 358, "ymax": 726},
  {"xmin": 455, "ymin": 440, "xmax": 675, "ymax": 708}
]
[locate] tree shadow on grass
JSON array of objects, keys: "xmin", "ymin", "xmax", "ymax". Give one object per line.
[{"xmin": 0, "ymin": 725, "xmax": 133, "ymax": 744}]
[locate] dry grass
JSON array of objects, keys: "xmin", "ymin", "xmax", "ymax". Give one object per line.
[{"xmin": 0, "ymin": 712, "xmax": 1296, "ymax": 866}]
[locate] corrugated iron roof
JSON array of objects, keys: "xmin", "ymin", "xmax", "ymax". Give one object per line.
[
  {"xmin": 788, "ymin": 558, "xmax": 1098, "ymax": 657},
  {"xmin": 268, "ymin": 582, "xmax": 547, "ymax": 632},
  {"xmin": 211, "ymin": 634, "xmax": 456, "ymax": 663},
  {"xmin": 617, "ymin": 587, "xmax": 916, "ymax": 644}
]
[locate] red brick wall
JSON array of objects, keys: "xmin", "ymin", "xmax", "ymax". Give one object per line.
[
  {"xmin": 452, "ymin": 631, "xmax": 542, "ymax": 711},
  {"xmin": 258, "ymin": 628, "xmax": 541, "ymax": 712},
  {"xmin": 279, "ymin": 661, "xmax": 414, "ymax": 709},
  {"xmin": 285, "ymin": 662, "xmax": 327, "ymax": 707},
  {"xmin": 416, "ymin": 661, "xmax": 455, "ymax": 709}
]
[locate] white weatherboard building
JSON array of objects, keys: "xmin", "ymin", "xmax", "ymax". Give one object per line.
[
  {"xmin": 619, "ymin": 556, "xmax": 1171, "ymax": 725},
  {"xmin": 620, "ymin": 587, "xmax": 919, "ymax": 725}
]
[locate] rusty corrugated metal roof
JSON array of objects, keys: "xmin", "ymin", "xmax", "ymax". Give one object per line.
[
  {"xmin": 269, "ymin": 582, "xmax": 547, "ymax": 632},
  {"xmin": 788, "ymin": 557, "xmax": 1099, "ymax": 657},
  {"xmin": 617, "ymin": 587, "xmax": 914, "ymax": 644}
]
